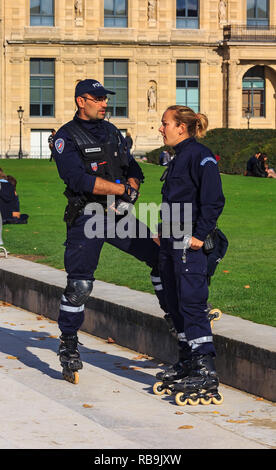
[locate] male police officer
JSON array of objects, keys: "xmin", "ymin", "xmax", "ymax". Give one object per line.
[{"xmin": 53, "ymin": 79, "xmax": 166, "ymax": 383}]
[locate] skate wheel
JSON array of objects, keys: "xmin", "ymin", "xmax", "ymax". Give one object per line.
[
  {"xmin": 212, "ymin": 393, "xmax": 224, "ymax": 405},
  {"xmin": 63, "ymin": 370, "xmax": 79, "ymax": 384},
  {"xmin": 188, "ymin": 394, "xmax": 200, "ymax": 406},
  {"xmin": 165, "ymin": 387, "xmax": 173, "ymax": 396},
  {"xmin": 153, "ymin": 381, "xmax": 166, "ymax": 396},
  {"xmin": 200, "ymin": 396, "xmax": 212, "ymax": 405},
  {"xmin": 209, "ymin": 308, "xmax": 222, "ymax": 321},
  {"xmin": 175, "ymin": 393, "xmax": 188, "ymax": 406},
  {"xmin": 73, "ymin": 372, "xmax": 79, "ymax": 384}
]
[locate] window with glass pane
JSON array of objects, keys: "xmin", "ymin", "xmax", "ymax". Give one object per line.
[
  {"xmin": 30, "ymin": 59, "xmax": 55, "ymax": 117},
  {"xmin": 104, "ymin": 60, "xmax": 128, "ymax": 117},
  {"xmin": 176, "ymin": 61, "xmax": 199, "ymax": 112},
  {"xmin": 176, "ymin": 0, "xmax": 199, "ymax": 29},
  {"xmin": 247, "ymin": 0, "xmax": 269, "ymax": 28},
  {"xmin": 104, "ymin": 0, "xmax": 128, "ymax": 27},
  {"xmin": 30, "ymin": 0, "xmax": 54, "ymax": 26},
  {"xmin": 242, "ymin": 66, "xmax": 265, "ymax": 117}
]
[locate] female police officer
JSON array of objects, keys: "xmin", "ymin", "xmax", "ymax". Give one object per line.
[{"xmin": 155, "ymin": 105, "xmax": 225, "ymax": 406}]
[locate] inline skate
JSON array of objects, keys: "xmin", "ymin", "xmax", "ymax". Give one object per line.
[
  {"xmin": 155, "ymin": 306, "xmax": 222, "ymax": 397},
  {"xmin": 58, "ymin": 333, "xmax": 83, "ymax": 384},
  {"xmin": 153, "ymin": 346, "xmax": 192, "ymax": 396},
  {"xmin": 173, "ymin": 354, "xmax": 224, "ymax": 406}
]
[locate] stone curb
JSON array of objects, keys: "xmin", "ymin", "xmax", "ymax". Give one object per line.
[{"xmin": 0, "ymin": 256, "xmax": 275, "ymax": 402}]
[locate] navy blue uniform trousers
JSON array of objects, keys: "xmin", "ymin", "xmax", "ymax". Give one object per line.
[
  {"xmin": 159, "ymin": 236, "xmax": 215, "ymax": 357},
  {"xmin": 58, "ymin": 213, "xmax": 166, "ymax": 334}
]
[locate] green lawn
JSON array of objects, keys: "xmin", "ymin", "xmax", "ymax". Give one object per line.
[{"xmin": 1, "ymin": 159, "xmax": 275, "ymax": 327}]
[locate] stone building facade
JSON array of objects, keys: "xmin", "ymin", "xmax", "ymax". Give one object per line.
[{"xmin": 1, "ymin": 0, "xmax": 276, "ymax": 157}]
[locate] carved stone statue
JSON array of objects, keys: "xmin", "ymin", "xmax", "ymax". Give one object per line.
[
  {"xmin": 148, "ymin": 0, "xmax": 157, "ymax": 21},
  {"xmin": 147, "ymin": 83, "xmax": 157, "ymax": 111},
  {"xmin": 74, "ymin": 0, "xmax": 83, "ymax": 18},
  {"xmin": 218, "ymin": 0, "xmax": 227, "ymax": 26}
]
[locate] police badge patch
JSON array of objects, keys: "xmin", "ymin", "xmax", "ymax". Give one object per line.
[
  {"xmin": 55, "ymin": 138, "xmax": 65, "ymax": 154},
  {"xmin": 91, "ymin": 162, "xmax": 98, "ymax": 172},
  {"xmin": 200, "ymin": 156, "xmax": 217, "ymax": 166}
]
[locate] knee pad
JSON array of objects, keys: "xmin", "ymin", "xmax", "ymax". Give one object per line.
[{"xmin": 64, "ymin": 279, "xmax": 93, "ymax": 307}]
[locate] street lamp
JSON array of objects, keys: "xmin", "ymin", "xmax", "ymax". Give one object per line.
[
  {"xmin": 17, "ymin": 106, "xmax": 24, "ymax": 159},
  {"xmin": 246, "ymin": 110, "xmax": 252, "ymax": 129}
]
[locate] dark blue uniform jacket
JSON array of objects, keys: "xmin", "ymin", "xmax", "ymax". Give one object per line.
[
  {"xmin": 0, "ymin": 180, "xmax": 19, "ymax": 220},
  {"xmin": 53, "ymin": 114, "xmax": 144, "ymax": 195},
  {"xmin": 161, "ymin": 137, "xmax": 225, "ymax": 241}
]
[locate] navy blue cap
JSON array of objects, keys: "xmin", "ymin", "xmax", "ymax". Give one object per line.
[{"xmin": 75, "ymin": 79, "xmax": 115, "ymax": 98}]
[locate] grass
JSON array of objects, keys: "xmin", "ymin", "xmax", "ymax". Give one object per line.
[{"xmin": 1, "ymin": 159, "xmax": 276, "ymax": 327}]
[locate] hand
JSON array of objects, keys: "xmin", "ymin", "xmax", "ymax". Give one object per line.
[
  {"xmin": 121, "ymin": 183, "xmax": 139, "ymax": 204},
  {"xmin": 127, "ymin": 177, "xmax": 140, "ymax": 191},
  {"xmin": 153, "ymin": 236, "xmax": 160, "ymax": 246},
  {"xmin": 189, "ymin": 236, "xmax": 204, "ymax": 250}
]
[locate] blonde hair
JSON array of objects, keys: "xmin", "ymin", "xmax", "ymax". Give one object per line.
[{"xmin": 166, "ymin": 105, "xmax": 208, "ymax": 139}]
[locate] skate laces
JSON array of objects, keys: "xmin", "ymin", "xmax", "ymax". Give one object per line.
[{"xmin": 59, "ymin": 335, "xmax": 83, "ymax": 353}]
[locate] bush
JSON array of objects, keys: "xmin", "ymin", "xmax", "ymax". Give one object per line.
[
  {"xmin": 200, "ymin": 128, "xmax": 276, "ymax": 174},
  {"xmin": 145, "ymin": 128, "xmax": 276, "ymax": 174},
  {"xmin": 261, "ymin": 137, "xmax": 276, "ymax": 169}
]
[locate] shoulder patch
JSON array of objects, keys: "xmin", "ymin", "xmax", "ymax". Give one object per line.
[
  {"xmin": 200, "ymin": 156, "xmax": 217, "ymax": 166},
  {"xmin": 55, "ymin": 138, "xmax": 65, "ymax": 154}
]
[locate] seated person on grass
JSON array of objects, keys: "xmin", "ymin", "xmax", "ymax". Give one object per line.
[
  {"xmin": 259, "ymin": 154, "xmax": 276, "ymax": 179},
  {"xmin": 0, "ymin": 171, "xmax": 28, "ymax": 224},
  {"xmin": 246, "ymin": 151, "xmax": 266, "ymax": 177}
]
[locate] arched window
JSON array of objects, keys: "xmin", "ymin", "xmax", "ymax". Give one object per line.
[{"xmin": 242, "ymin": 66, "xmax": 265, "ymax": 117}]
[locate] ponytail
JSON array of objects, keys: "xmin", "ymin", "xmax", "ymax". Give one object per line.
[
  {"xmin": 195, "ymin": 112, "xmax": 208, "ymax": 138},
  {"xmin": 167, "ymin": 105, "xmax": 208, "ymax": 139}
]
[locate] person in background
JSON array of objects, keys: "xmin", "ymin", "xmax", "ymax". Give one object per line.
[
  {"xmin": 48, "ymin": 129, "xmax": 56, "ymax": 161},
  {"xmin": 259, "ymin": 153, "xmax": 276, "ymax": 179},
  {"xmin": 246, "ymin": 151, "xmax": 266, "ymax": 177},
  {"xmin": 0, "ymin": 170, "xmax": 28, "ymax": 224},
  {"xmin": 159, "ymin": 149, "xmax": 171, "ymax": 166},
  {"xmin": 125, "ymin": 131, "xmax": 133, "ymax": 154}
]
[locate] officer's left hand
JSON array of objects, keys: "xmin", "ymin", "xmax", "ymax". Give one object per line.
[
  {"xmin": 189, "ymin": 236, "xmax": 204, "ymax": 250},
  {"xmin": 121, "ymin": 183, "xmax": 139, "ymax": 205},
  {"xmin": 127, "ymin": 177, "xmax": 140, "ymax": 191}
]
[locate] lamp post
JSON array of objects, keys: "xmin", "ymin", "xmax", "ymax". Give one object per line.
[
  {"xmin": 246, "ymin": 110, "xmax": 252, "ymax": 129},
  {"xmin": 17, "ymin": 106, "xmax": 24, "ymax": 159}
]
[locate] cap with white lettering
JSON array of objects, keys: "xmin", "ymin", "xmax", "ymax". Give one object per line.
[{"xmin": 75, "ymin": 79, "xmax": 116, "ymax": 98}]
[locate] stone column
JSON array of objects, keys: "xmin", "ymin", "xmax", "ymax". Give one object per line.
[{"xmin": 228, "ymin": 60, "xmax": 240, "ymax": 128}]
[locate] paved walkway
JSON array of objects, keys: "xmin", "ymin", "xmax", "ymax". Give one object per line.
[{"xmin": 0, "ymin": 303, "xmax": 275, "ymax": 450}]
